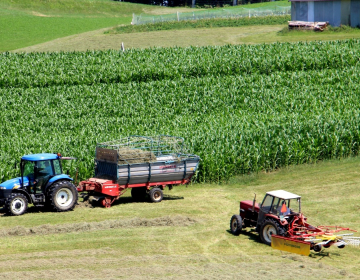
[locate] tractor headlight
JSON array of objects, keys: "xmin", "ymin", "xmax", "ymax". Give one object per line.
[{"xmin": 0, "ymin": 186, "xmax": 6, "ymax": 190}]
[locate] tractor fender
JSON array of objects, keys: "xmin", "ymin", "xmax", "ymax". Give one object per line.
[
  {"xmin": 10, "ymin": 189, "xmax": 33, "ymax": 204},
  {"xmin": 44, "ymin": 175, "xmax": 73, "ymax": 192},
  {"xmin": 0, "ymin": 178, "xmax": 33, "ymax": 205}
]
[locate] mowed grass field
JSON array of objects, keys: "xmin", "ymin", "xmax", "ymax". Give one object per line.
[{"xmin": 0, "ymin": 158, "xmax": 359, "ymax": 279}]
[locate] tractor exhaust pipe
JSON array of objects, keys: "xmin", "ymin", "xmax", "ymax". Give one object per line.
[
  {"xmin": 75, "ymin": 168, "xmax": 79, "ymax": 186},
  {"xmin": 252, "ymin": 193, "xmax": 256, "ymax": 212}
]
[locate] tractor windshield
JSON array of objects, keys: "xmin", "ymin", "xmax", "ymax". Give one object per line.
[
  {"xmin": 274, "ymin": 198, "xmax": 301, "ymax": 215},
  {"xmin": 260, "ymin": 194, "xmax": 301, "ymax": 216},
  {"xmin": 287, "ymin": 198, "xmax": 301, "ymax": 214}
]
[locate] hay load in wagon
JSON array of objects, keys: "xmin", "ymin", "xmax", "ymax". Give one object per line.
[
  {"xmin": 96, "ymin": 135, "xmax": 191, "ymax": 165},
  {"xmin": 116, "ymin": 147, "xmax": 157, "ymax": 164}
]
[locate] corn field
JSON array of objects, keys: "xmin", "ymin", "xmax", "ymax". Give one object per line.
[{"xmin": 1, "ymin": 40, "xmax": 360, "ymax": 183}]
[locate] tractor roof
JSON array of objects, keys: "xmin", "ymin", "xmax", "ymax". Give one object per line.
[
  {"xmin": 21, "ymin": 153, "xmax": 60, "ymax": 161},
  {"xmin": 266, "ymin": 190, "xmax": 301, "ymax": 200}
]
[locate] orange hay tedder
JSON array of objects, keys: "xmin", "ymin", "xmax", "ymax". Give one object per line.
[{"xmin": 230, "ymin": 190, "xmax": 359, "ymax": 256}]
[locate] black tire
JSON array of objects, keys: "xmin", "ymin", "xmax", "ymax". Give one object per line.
[
  {"xmin": 230, "ymin": 214, "xmax": 243, "ymax": 235},
  {"xmin": 47, "ymin": 180, "xmax": 78, "ymax": 212},
  {"xmin": 313, "ymin": 244, "xmax": 322, "ymax": 252},
  {"xmin": 131, "ymin": 187, "xmax": 147, "ymax": 202},
  {"xmin": 5, "ymin": 193, "xmax": 28, "ymax": 216},
  {"xmin": 260, "ymin": 219, "xmax": 285, "ymax": 246},
  {"xmin": 149, "ymin": 188, "xmax": 163, "ymax": 203}
]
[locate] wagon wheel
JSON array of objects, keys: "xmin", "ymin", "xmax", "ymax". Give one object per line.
[{"xmin": 149, "ymin": 188, "xmax": 163, "ymax": 203}]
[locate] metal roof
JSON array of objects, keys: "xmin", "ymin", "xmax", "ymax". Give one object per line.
[
  {"xmin": 266, "ymin": 190, "xmax": 301, "ymax": 200},
  {"xmin": 21, "ymin": 153, "xmax": 59, "ymax": 161}
]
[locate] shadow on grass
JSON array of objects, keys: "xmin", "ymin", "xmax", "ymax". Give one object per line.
[
  {"xmin": 112, "ymin": 194, "xmax": 184, "ymax": 206},
  {"xmin": 309, "ymin": 250, "xmax": 341, "ymax": 260},
  {"xmin": 0, "ymin": 193, "xmax": 185, "ymax": 215},
  {"xmin": 82, "ymin": 193, "xmax": 185, "ymax": 208},
  {"xmin": 226, "ymin": 228, "xmax": 263, "ymax": 244},
  {"xmin": 0, "ymin": 205, "xmax": 50, "ymax": 217}
]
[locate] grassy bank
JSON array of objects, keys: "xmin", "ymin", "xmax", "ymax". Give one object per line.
[{"xmin": 108, "ymin": 15, "xmax": 290, "ymax": 34}]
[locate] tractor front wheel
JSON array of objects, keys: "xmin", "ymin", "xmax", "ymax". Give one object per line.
[
  {"xmin": 230, "ymin": 215, "xmax": 243, "ymax": 235},
  {"xmin": 47, "ymin": 180, "xmax": 78, "ymax": 212},
  {"xmin": 6, "ymin": 193, "xmax": 28, "ymax": 216},
  {"xmin": 260, "ymin": 219, "xmax": 285, "ymax": 246}
]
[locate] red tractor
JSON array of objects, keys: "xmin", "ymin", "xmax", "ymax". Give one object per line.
[{"xmin": 230, "ymin": 190, "xmax": 356, "ymax": 255}]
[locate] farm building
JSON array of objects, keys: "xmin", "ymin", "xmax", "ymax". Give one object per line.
[{"xmin": 290, "ymin": 0, "xmax": 360, "ymax": 27}]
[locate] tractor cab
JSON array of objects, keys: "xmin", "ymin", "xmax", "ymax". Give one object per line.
[
  {"xmin": 20, "ymin": 153, "xmax": 64, "ymax": 193},
  {"xmin": 257, "ymin": 190, "xmax": 301, "ymax": 227},
  {"xmin": 0, "ymin": 153, "xmax": 78, "ymax": 216}
]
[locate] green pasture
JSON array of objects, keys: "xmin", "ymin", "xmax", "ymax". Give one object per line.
[
  {"xmin": 0, "ymin": 15, "xmax": 130, "ymax": 52},
  {"xmin": 0, "ymin": 0, "xmax": 144, "ymax": 52},
  {"xmin": 0, "ymin": 158, "xmax": 359, "ymax": 278},
  {"xmin": 0, "ymin": 0, "xmax": 144, "ymax": 16}
]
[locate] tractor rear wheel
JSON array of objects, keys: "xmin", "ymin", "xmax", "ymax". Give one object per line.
[
  {"xmin": 230, "ymin": 215, "xmax": 243, "ymax": 235},
  {"xmin": 5, "ymin": 193, "xmax": 28, "ymax": 216},
  {"xmin": 260, "ymin": 219, "xmax": 285, "ymax": 246},
  {"xmin": 149, "ymin": 188, "xmax": 163, "ymax": 203},
  {"xmin": 47, "ymin": 180, "xmax": 78, "ymax": 212}
]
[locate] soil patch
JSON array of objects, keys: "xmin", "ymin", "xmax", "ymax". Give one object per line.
[{"xmin": 31, "ymin": 11, "xmax": 52, "ymax": 17}]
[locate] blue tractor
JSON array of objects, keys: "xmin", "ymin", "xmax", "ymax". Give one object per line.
[{"xmin": 0, "ymin": 153, "xmax": 78, "ymax": 215}]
